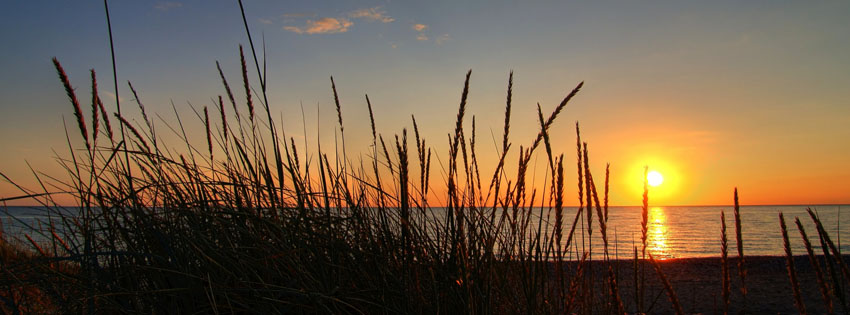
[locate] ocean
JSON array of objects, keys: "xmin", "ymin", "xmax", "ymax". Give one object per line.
[{"xmin": 2, "ymin": 205, "xmax": 847, "ymax": 259}]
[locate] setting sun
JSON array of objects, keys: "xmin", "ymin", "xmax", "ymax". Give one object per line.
[{"xmin": 647, "ymin": 170, "xmax": 664, "ymax": 187}]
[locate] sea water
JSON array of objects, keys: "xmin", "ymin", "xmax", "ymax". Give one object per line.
[{"xmin": 2, "ymin": 205, "xmax": 847, "ymax": 259}]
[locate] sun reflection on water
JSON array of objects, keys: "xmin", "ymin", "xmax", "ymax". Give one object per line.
[{"xmin": 648, "ymin": 207, "xmax": 672, "ymax": 259}]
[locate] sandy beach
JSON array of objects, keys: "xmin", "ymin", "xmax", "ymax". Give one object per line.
[{"xmin": 600, "ymin": 255, "xmax": 848, "ymax": 314}]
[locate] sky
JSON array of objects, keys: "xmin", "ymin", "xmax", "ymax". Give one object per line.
[{"xmin": 1, "ymin": 1, "xmax": 848, "ymax": 206}]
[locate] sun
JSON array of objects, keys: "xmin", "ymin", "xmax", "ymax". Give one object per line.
[{"xmin": 647, "ymin": 170, "xmax": 664, "ymax": 187}]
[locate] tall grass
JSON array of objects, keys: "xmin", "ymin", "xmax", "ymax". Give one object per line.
[
  {"xmin": 0, "ymin": 2, "xmax": 848, "ymax": 313},
  {"xmin": 5, "ymin": 53, "xmax": 614, "ymax": 313}
]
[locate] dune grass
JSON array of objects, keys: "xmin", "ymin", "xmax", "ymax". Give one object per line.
[{"xmin": 1, "ymin": 2, "xmax": 848, "ymax": 313}]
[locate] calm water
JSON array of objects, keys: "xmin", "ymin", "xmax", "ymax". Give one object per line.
[
  {"xmin": 553, "ymin": 205, "xmax": 850, "ymax": 259},
  {"xmin": 2, "ymin": 205, "xmax": 848, "ymax": 259}
]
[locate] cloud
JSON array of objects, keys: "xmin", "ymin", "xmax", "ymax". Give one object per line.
[
  {"xmin": 154, "ymin": 2, "xmax": 182, "ymax": 11},
  {"xmin": 102, "ymin": 90, "xmax": 124, "ymax": 102},
  {"xmin": 258, "ymin": 18, "xmax": 273, "ymax": 25},
  {"xmin": 283, "ymin": 26, "xmax": 304, "ymax": 34},
  {"xmin": 284, "ymin": 17, "xmax": 353, "ymax": 34},
  {"xmin": 349, "ymin": 7, "xmax": 394, "ymax": 23},
  {"xmin": 416, "ymin": 34, "xmax": 428, "ymax": 41},
  {"xmin": 412, "ymin": 24, "xmax": 428, "ymax": 32},
  {"xmin": 283, "ymin": 26, "xmax": 303, "ymax": 33},
  {"xmin": 435, "ymin": 34, "xmax": 450, "ymax": 45}
]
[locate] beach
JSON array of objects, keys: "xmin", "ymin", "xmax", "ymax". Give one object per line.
[{"xmin": 600, "ymin": 255, "xmax": 847, "ymax": 314}]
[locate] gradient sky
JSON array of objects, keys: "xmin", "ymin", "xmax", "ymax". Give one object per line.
[{"xmin": 1, "ymin": 1, "xmax": 849, "ymax": 206}]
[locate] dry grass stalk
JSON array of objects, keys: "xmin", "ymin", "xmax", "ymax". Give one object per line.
[
  {"xmin": 565, "ymin": 252, "xmax": 589, "ymax": 314},
  {"xmin": 424, "ymin": 148, "xmax": 431, "ymax": 196},
  {"xmin": 524, "ymin": 82, "xmax": 583, "ymax": 163},
  {"xmin": 89, "ymin": 70, "xmax": 100, "ymax": 146},
  {"xmin": 239, "ymin": 45, "xmax": 255, "ymax": 125},
  {"xmin": 483, "ymin": 72, "xmax": 512, "ymax": 209},
  {"xmin": 330, "ymin": 76, "xmax": 343, "ymax": 135},
  {"xmin": 127, "ymin": 81, "xmax": 152, "ymax": 135},
  {"xmin": 554, "ymin": 155, "xmax": 566, "ymax": 309},
  {"xmin": 554, "ymin": 157, "xmax": 564, "ymax": 257},
  {"xmin": 583, "ymin": 143, "xmax": 593, "ymax": 238},
  {"xmin": 608, "ymin": 265, "xmax": 625, "ymax": 314},
  {"xmin": 604, "ymin": 163, "xmax": 609, "ymax": 223},
  {"xmin": 113, "ymin": 113, "xmax": 151, "ymax": 153},
  {"xmin": 450, "ymin": 70, "xmax": 472, "ymax": 163},
  {"xmin": 204, "ymin": 106, "xmax": 213, "ymax": 160},
  {"xmin": 96, "ymin": 92, "xmax": 113, "ymax": 141},
  {"xmin": 638, "ymin": 166, "xmax": 649, "ymax": 313},
  {"xmin": 412, "ymin": 115, "xmax": 428, "ymax": 204},
  {"xmin": 366, "ymin": 94, "xmax": 377, "ymax": 141},
  {"xmin": 469, "ymin": 117, "xmax": 481, "ymax": 205},
  {"xmin": 52, "ymin": 58, "xmax": 90, "ymax": 152},
  {"xmin": 216, "ymin": 61, "xmax": 239, "ymax": 121},
  {"xmin": 641, "ymin": 167, "xmax": 648, "ymax": 256},
  {"xmin": 502, "ymin": 71, "xmax": 513, "ymax": 154},
  {"xmin": 780, "ymin": 212, "xmax": 806, "ymax": 314},
  {"xmin": 218, "ymin": 95, "xmax": 228, "ymax": 141},
  {"xmin": 794, "ymin": 217, "xmax": 833, "ymax": 313},
  {"xmin": 589, "ymin": 167, "xmax": 607, "ymax": 255},
  {"xmin": 806, "ymin": 208, "xmax": 850, "ymax": 313},
  {"xmin": 575, "ymin": 122, "xmax": 584, "ymax": 212},
  {"xmin": 721, "ymin": 211, "xmax": 730, "ymax": 315},
  {"xmin": 536, "ymin": 103, "xmax": 555, "ymax": 173},
  {"xmin": 649, "ymin": 253, "xmax": 684, "ymax": 315},
  {"xmin": 733, "ymin": 188, "xmax": 748, "ymax": 299},
  {"xmin": 380, "ymin": 135, "xmax": 393, "ymax": 175}
]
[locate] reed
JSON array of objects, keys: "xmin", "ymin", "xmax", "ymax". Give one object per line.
[
  {"xmin": 89, "ymin": 70, "xmax": 100, "ymax": 146},
  {"xmin": 649, "ymin": 253, "xmax": 684, "ymax": 315},
  {"xmin": 780, "ymin": 212, "xmax": 806, "ymax": 314},
  {"xmin": 218, "ymin": 95, "xmax": 228, "ymax": 141},
  {"xmin": 603, "ymin": 163, "xmax": 609, "ymax": 223},
  {"xmin": 720, "ymin": 211, "xmax": 730, "ymax": 315},
  {"xmin": 216, "ymin": 61, "xmax": 239, "ymax": 121},
  {"xmin": 112, "ymin": 112, "xmax": 151, "ymax": 153},
  {"xmin": 239, "ymin": 46, "xmax": 255, "ymax": 126},
  {"xmin": 806, "ymin": 208, "xmax": 850, "ymax": 313},
  {"xmin": 733, "ymin": 188, "xmax": 748, "ymax": 301},
  {"xmin": 795, "ymin": 216, "xmax": 833, "ymax": 313},
  {"xmin": 638, "ymin": 166, "xmax": 648, "ymax": 312},
  {"xmin": 52, "ymin": 58, "xmax": 90, "ymax": 153},
  {"xmin": 96, "ymin": 91, "xmax": 113, "ymax": 141}
]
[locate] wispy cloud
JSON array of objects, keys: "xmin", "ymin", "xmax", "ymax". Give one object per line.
[
  {"xmin": 412, "ymin": 24, "xmax": 430, "ymax": 41},
  {"xmin": 284, "ymin": 17, "xmax": 353, "ymax": 34},
  {"xmin": 102, "ymin": 90, "xmax": 124, "ymax": 102},
  {"xmin": 435, "ymin": 34, "xmax": 450, "ymax": 45},
  {"xmin": 154, "ymin": 2, "xmax": 182, "ymax": 11},
  {"xmin": 258, "ymin": 18, "xmax": 273, "ymax": 25},
  {"xmin": 412, "ymin": 24, "xmax": 428, "ymax": 32},
  {"xmin": 349, "ymin": 7, "xmax": 394, "ymax": 23}
]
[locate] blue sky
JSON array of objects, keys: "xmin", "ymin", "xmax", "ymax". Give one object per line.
[{"xmin": 1, "ymin": 1, "xmax": 849, "ymax": 205}]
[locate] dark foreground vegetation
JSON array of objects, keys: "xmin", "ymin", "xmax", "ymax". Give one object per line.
[{"xmin": 1, "ymin": 1, "xmax": 848, "ymax": 313}]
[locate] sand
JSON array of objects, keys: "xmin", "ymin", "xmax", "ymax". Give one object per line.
[{"xmin": 598, "ymin": 255, "xmax": 848, "ymax": 314}]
